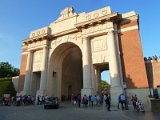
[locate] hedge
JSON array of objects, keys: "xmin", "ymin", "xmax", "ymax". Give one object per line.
[{"xmin": 0, "ymin": 77, "xmax": 16, "ymax": 97}]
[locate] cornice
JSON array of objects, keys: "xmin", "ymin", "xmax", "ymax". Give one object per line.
[
  {"xmin": 120, "ymin": 11, "xmax": 139, "ymax": 25},
  {"xmin": 75, "ymin": 13, "xmax": 120, "ymax": 28},
  {"xmin": 22, "ymin": 34, "xmax": 50, "ymax": 45}
]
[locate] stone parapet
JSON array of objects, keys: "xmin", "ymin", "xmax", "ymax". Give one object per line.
[
  {"xmin": 29, "ymin": 26, "xmax": 51, "ymax": 38},
  {"xmin": 150, "ymin": 98, "xmax": 160, "ymax": 112}
]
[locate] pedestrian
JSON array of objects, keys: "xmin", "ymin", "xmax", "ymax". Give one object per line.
[
  {"xmin": 82, "ymin": 94, "xmax": 88, "ymax": 107},
  {"xmin": 131, "ymin": 94, "xmax": 138, "ymax": 110},
  {"xmin": 91, "ymin": 95, "xmax": 95, "ymax": 107},
  {"xmin": 71, "ymin": 94, "xmax": 74, "ymax": 105},
  {"xmin": 96, "ymin": 95, "xmax": 101, "ymax": 105},
  {"xmin": 77, "ymin": 94, "xmax": 81, "ymax": 108},
  {"xmin": 105, "ymin": 94, "xmax": 111, "ymax": 111},
  {"xmin": 120, "ymin": 93, "xmax": 126, "ymax": 110},
  {"xmin": 88, "ymin": 95, "xmax": 91, "ymax": 106},
  {"xmin": 117, "ymin": 94, "xmax": 121, "ymax": 109}
]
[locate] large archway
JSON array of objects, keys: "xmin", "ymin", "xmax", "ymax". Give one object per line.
[
  {"xmin": 48, "ymin": 42, "xmax": 83, "ymax": 100},
  {"xmin": 93, "ymin": 63, "xmax": 110, "ymax": 94}
]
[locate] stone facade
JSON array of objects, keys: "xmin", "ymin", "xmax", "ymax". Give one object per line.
[
  {"xmin": 18, "ymin": 6, "xmax": 149, "ymax": 105},
  {"xmin": 12, "ymin": 76, "xmax": 19, "ymax": 92}
]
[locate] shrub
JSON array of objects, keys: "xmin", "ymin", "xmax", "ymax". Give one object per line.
[{"xmin": 0, "ymin": 77, "xmax": 16, "ymax": 97}]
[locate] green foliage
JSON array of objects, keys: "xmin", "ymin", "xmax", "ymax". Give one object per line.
[
  {"xmin": 0, "ymin": 62, "xmax": 19, "ymax": 78},
  {"xmin": 0, "ymin": 77, "xmax": 17, "ymax": 96},
  {"xmin": 100, "ymin": 80, "xmax": 111, "ymax": 91}
]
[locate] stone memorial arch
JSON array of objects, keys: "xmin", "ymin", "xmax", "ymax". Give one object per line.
[{"xmin": 18, "ymin": 6, "xmax": 149, "ymax": 105}]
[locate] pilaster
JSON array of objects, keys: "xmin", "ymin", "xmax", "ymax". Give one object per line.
[
  {"xmin": 95, "ymin": 68, "xmax": 101, "ymax": 94},
  {"xmin": 21, "ymin": 50, "xmax": 33, "ymax": 95},
  {"xmin": 114, "ymin": 24, "xmax": 124, "ymax": 88},
  {"xmin": 107, "ymin": 22, "xmax": 123, "ymax": 104},
  {"xmin": 37, "ymin": 45, "xmax": 49, "ymax": 96},
  {"xmin": 81, "ymin": 37, "xmax": 93, "ymax": 96}
]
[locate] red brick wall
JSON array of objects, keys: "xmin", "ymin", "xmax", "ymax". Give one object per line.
[
  {"xmin": 153, "ymin": 61, "xmax": 160, "ymax": 88},
  {"xmin": 118, "ymin": 21, "xmax": 149, "ymax": 88},
  {"xmin": 120, "ymin": 21, "xmax": 138, "ymax": 29},
  {"xmin": 145, "ymin": 60, "xmax": 160, "ymax": 88},
  {"xmin": 17, "ymin": 46, "xmax": 28, "ymax": 92}
]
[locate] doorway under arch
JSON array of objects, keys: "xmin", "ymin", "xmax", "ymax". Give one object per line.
[
  {"xmin": 101, "ymin": 70, "xmax": 111, "ymax": 93},
  {"xmin": 94, "ymin": 63, "xmax": 111, "ymax": 94},
  {"xmin": 48, "ymin": 42, "xmax": 83, "ymax": 100}
]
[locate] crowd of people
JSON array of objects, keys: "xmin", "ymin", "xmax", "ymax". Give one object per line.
[
  {"xmin": 70, "ymin": 93, "xmax": 120, "ymax": 111},
  {"xmin": 0, "ymin": 95, "xmax": 34, "ymax": 106},
  {"xmin": 0, "ymin": 95, "xmax": 52, "ymax": 106},
  {"xmin": 0, "ymin": 93, "xmax": 144, "ymax": 111},
  {"xmin": 70, "ymin": 93, "xmax": 144, "ymax": 112},
  {"xmin": 70, "ymin": 94, "xmax": 104, "ymax": 108}
]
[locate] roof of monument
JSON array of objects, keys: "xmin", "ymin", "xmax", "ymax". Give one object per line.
[{"xmin": 22, "ymin": 6, "xmax": 138, "ymax": 44}]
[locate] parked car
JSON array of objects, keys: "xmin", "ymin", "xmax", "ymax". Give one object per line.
[{"xmin": 44, "ymin": 97, "xmax": 59, "ymax": 109}]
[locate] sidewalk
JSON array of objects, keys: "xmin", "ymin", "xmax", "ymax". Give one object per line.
[{"xmin": 0, "ymin": 102, "xmax": 159, "ymax": 120}]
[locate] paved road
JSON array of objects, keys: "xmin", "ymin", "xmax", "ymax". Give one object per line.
[{"xmin": 0, "ymin": 103, "xmax": 159, "ymax": 120}]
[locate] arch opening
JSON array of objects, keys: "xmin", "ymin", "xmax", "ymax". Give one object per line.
[
  {"xmin": 48, "ymin": 42, "xmax": 83, "ymax": 100},
  {"xmin": 101, "ymin": 70, "xmax": 111, "ymax": 93},
  {"xmin": 94, "ymin": 63, "xmax": 111, "ymax": 94}
]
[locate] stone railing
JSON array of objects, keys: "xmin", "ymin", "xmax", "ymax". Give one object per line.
[{"xmin": 150, "ymin": 98, "xmax": 160, "ymax": 112}]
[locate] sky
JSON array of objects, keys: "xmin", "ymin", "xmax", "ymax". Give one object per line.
[{"xmin": 0, "ymin": 0, "xmax": 160, "ymax": 82}]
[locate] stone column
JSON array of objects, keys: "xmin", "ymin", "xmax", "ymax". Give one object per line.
[
  {"xmin": 95, "ymin": 68, "xmax": 101, "ymax": 94},
  {"xmin": 91, "ymin": 66, "xmax": 96, "ymax": 95},
  {"xmin": 114, "ymin": 24, "xmax": 124, "ymax": 87},
  {"xmin": 22, "ymin": 50, "xmax": 33, "ymax": 95},
  {"xmin": 81, "ymin": 37, "xmax": 93, "ymax": 96},
  {"xmin": 107, "ymin": 28, "xmax": 123, "ymax": 104},
  {"xmin": 97, "ymin": 68, "xmax": 101, "ymax": 93},
  {"xmin": 37, "ymin": 46, "xmax": 49, "ymax": 96}
]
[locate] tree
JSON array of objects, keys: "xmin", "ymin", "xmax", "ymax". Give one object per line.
[
  {"xmin": 100, "ymin": 80, "xmax": 111, "ymax": 91},
  {"xmin": 0, "ymin": 62, "xmax": 19, "ymax": 78}
]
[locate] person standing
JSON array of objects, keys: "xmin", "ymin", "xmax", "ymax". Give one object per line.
[
  {"xmin": 82, "ymin": 94, "xmax": 88, "ymax": 107},
  {"xmin": 77, "ymin": 94, "xmax": 81, "ymax": 108},
  {"xmin": 71, "ymin": 94, "xmax": 74, "ymax": 105},
  {"xmin": 131, "ymin": 94, "xmax": 138, "ymax": 110},
  {"xmin": 120, "ymin": 93, "xmax": 126, "ymax": 110},
  {"xmin": 117, "ymin": 94, "xmax": 121, "ymax": 109},
  {"xmin": 96, "ymin": 95, "xmax": 101, "ymax": 105},
  {"xmin": 105, "ymin": 94, "xmax": 111, "ymax": 111}
]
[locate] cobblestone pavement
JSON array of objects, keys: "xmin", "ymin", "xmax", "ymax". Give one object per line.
[{"xmin": 0, "ymin": 103, "xmax": 160, "ymax": 120}]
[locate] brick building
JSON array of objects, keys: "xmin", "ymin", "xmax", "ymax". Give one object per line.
[{"xmin": 17, "ymin": 6, "xmax": 150, "ymax": 106}]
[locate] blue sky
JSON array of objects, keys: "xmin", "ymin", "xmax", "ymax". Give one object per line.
[{"xmin": 0, "ymin": 0, "xmax": 160, "ymax": 81}]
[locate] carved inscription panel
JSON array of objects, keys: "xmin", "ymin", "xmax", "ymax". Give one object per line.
[
  {"xmin": 82, "ymin": 23, "xmax": 108, "ymax": 35},
  {"xmin": 91, "ymin": 35, "xmax": 109, "ymax": 64},
  {"xmin": 77, "ymin": 6, "xmax": 111, "ymax": 23},
  {"xmin": 51, "ymin": 33, "xmax": 82, "ymax": 50},
  {"xmin": 33, "ymin": 50, "xmax": 43, "ymax": 72},
  {"xmin": 28, "ymin": 40, "xmax": 48, "ymax": 50},
  {"xmin": 28, "ymin": 41, "xmax": 44, "ymax": 49}
]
